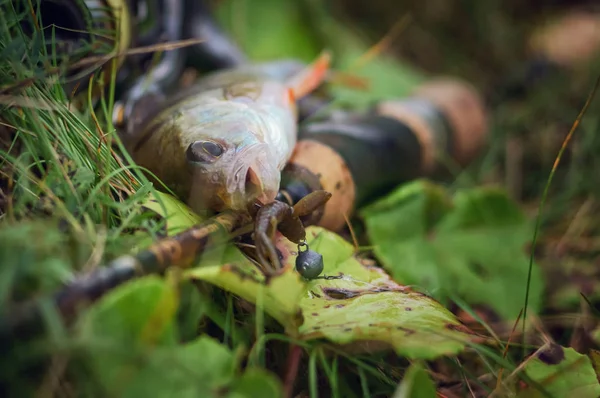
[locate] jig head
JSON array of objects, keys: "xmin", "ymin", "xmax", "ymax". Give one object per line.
[{"xmin": 295, "ymin": 240, "xmax": 324, "ymax": 280}]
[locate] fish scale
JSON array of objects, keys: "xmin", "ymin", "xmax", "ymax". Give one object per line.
[{"xmin": 124, "ymin": 51, "xmax": 331, "ymax": 214}]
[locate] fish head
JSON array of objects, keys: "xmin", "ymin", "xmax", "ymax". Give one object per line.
[{"xmin": 184, "ymin": 115, "xmax": 281, "ymax": 213}]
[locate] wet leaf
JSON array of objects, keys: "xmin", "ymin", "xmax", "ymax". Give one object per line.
[
  {"xmin": 151, "ymin": 180, "xmax": 473, "ymax": 358},
  {"xmin": 185, "ymin": 246, "xmax": 306, "ymax": 333},
  {"xmin": 360, "ymin": 180, "xmax": 544, "ymax": 320},
  {"xmin": 185, "ymin": 221, "xmax": 474, "ymax": 359},
  {"xmin": 392, "ymin": 362, "xmax": 437, "ymax": 398},
  {"xmin": 279, "ymin": 226, "xmax": 477, "ymax": 359},
  {"xmin": 142, "ymin": 191, "xmax": 204, "ymax": 236},
  {"xmin": 516, "ymin": 344, "xmax": 600, "ymax": 398},
  {"xmin": 141, "ymin": 191, "xmax": 305, "ymax": 331}
]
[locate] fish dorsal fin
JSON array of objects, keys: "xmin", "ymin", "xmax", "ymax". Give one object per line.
[{"xmin": 287, "ymin": 50, "xmax": 332, "ymax": 100}]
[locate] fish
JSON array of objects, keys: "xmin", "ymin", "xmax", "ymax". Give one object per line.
[{"xmin": 124, "ymin": 51, "xmax": 331, "ymax": 214}]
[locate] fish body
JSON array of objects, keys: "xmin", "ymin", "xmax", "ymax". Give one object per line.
[{"xmin": 126, "ymin": 52, "xmax": 330, "ymax": 214}]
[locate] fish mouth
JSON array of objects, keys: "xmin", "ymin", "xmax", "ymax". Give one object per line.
[
  {"xmin": 228, "ymin": 164, "xmax": 279, "ymax": 211},
  {"xmin": 225, "ymin": 145, "xmax": 280, "ymax": 211},
  {"xmin": 245, "ymin": 166, "xmax": 272, "ymax": 202}
]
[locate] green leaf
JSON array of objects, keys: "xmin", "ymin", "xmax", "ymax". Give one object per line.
[
  {"xmin": 142, "ymin": 191, "xmax": 306, "ymax": 331},
  {"xmin": 227, "ymin": 368, "xmax": 284, "ymax": 398},
  {"xmin": 516, "ymin": 344, "xmax": 600, "ymax": 398},
  {"xmin": 148, "ymin": 181, "xmax": 472, "ymax": 359},
  {"xmin": 142, "ymin": 191, "xmax": 205, "ymax": 236},
  {"xmin": 76, "ymin": 276, "xmax": 180, "ymax": 395},
  {"xmin": 214, "ymin": 0, "xmax": 321, "ymax": 62},
  {"xmin": 119, "ymin": 335, "xmax": 259, "ymax": 398},
  {"xmin": 360, "ymin": 180, "xmax": 544, "ymax": 320},
  {"xmin": 77, "ymin": 276, "xmax": 179, "ymax": 347},
  {"xmin": 280, "ymin": 226, "xmax": 476, "ymax": 359},
  {"xmin": 77, "ymin": 277, "xmax": 281, "ymax": 397},
  {"xmin": 392, "ymin": 362, "xmax": 437, "ymax": 398},
  {"xmin": 186, "ymin": 222, "xmax": 474, "ymax": 359},
  {"xmin": 185, "ymin": 246, "xmax": 306, "ymax": 333},
  {"xmin": 118, "ymin": 336, "xmax": 237, "ymax": 398}
]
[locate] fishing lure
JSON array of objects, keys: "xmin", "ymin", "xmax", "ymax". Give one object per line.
[{"xmin": 120, "ymin": 51, "xmax": 331, "ymax": 216}]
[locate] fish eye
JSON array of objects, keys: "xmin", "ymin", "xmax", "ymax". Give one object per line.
[
  {"xmin": 201, "ymin": 141, "xmax": 224, "ymax": 157},
  {"xmin": 186, "ymin": 140, "xmax": 224, "ymax": 163}
]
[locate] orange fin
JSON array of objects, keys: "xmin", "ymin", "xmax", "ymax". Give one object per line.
[
  {"xmin": 286, "ymin": 87, "xmax": 295, "ymax": 104},
  {"xmin": 287, "ymin": 50, "xmax": 332, "ymax": 99}
]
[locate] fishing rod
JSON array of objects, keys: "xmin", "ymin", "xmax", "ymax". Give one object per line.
[
  {"xmin": 3, "ymin": 2, "xmax": 598, "ymax": 344},
  {"xmin": 279, "ymin": 78, "xmax": 488, "ymax": 231}
]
